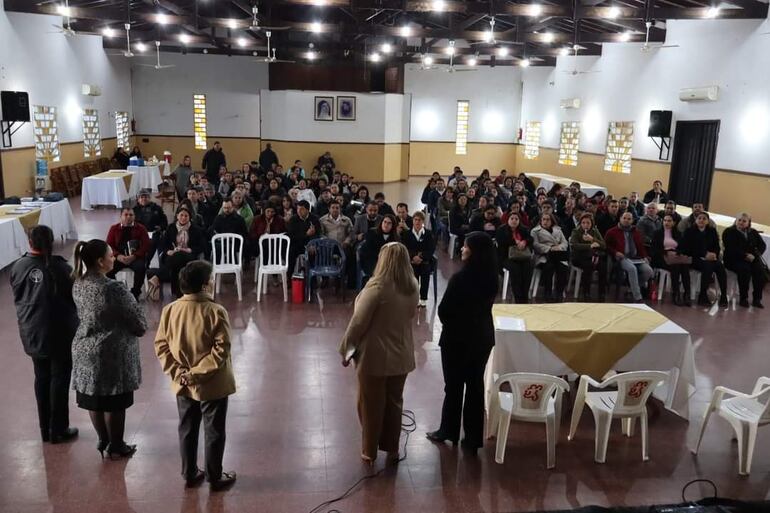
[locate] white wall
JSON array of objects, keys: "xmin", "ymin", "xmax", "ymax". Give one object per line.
[
  {"xmin": 521, "ymin": 18, "xmax": 770, "ymax": 174},
  {"xmin": 260, "ymin": 90, "xmax": 410, "ymax": 143},
  {"xmin": 131, "ymin": 53, "xmax": 268, "ymax": 137},
  {"xmin": 405, "ymin": 64, "xmax": 523, "ymax": 143},
  {"xmin": 0, "ymin": 3, "xmax": 132, "ymax": 146}
]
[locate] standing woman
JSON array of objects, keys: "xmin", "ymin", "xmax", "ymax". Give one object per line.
[
  {"xmin": 70, "ymin": 239, "xmax": 147, "ymax": 458},
  {"xmin": 339, "ymin": 243, "xmax": 419, "ymax": 465},
  {"xmin": 427, "ymin": 232, "xmax": 498, "ymax": 452}
]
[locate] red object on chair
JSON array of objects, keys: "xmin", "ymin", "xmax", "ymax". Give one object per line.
[{"xmin": 292, "ymin": 276, "xmax": 304, "ymax": 304}]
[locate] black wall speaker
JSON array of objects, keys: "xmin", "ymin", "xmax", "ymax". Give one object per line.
[
  {"xmin": 1, "ymin": 91, "xmax": 30, "ymax": 123},
  {"xmin": 370, "ymin": 68, "xmax": 386, "ymax": 92},
  {"xmin": 648, "ymin": 110, "xmax": 672, "ymax": 138}
]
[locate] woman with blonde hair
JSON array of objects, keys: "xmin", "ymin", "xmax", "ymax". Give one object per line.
[{"xmin": 339, "ymin": 242, "xmax": 419, "ymax": 465}]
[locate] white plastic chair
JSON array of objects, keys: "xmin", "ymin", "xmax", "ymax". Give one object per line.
[
  {"xmin": 692, "ymin": 376, "xmax": 770, "ymax": 475},
  {"xmin": 568, "ymin": 371, "xmax": 668, "ymax": 463},
  {"xmin": 491, "ymin": 373, "xmax": 569, "ymax": 468},
  {"xmin": 211, "ymin": 233, "xmax": 244, "ymax": 301},
  {"xmin": 655, "ymin": 268, "xmax": 671, "ymax": 302},
  {"xmin": 115, "ymin": 268, "xmax": 148, "ymax": 296},
  {"xmin": 529, "ymin": 267, "xmax": 542, "ymax": 299},
  {"xmin": 567, "ymin": 265, "xmax": 583, "ymax": 299},
  {"xmin": 256, "ymin": 234, "xmax": 290, "ymax": 302},
  {"xmin": 447, "ymin": 216, "xmax": 458, "ymax": 260}
]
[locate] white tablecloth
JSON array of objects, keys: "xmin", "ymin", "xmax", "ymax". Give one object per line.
[
  {"xmin": 484, "ymin": 303, "xmax": 696, "ymax": 435},
  {"xmin": 81, "ymin": 173, "xmax": 132, "ymax": 210},
  {"xmin": 0, "ymin": 216, "xmax": 30, "ymax": 269},
  {"xmin": 528, "ymin": 172, "xmax": 608, "ymax": 198},
  {"xmin": 22, "ymin": 200, "xmax": 78, "ymax": 241},
  {"xmin": 126, "ymin": 165, "xmax": 163, "ymax": 196}
]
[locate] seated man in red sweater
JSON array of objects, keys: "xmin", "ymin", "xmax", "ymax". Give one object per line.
[
  {"xmin": 106, "ymin": 208, "xmax": 151, "ymax": 300},
  {"xmin": 604, "ymin": 211, "xmax": 654, "ymax": 302}
]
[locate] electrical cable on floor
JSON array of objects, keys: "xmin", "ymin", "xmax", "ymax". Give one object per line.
[
  {"xmin": 680, "ymin": 478, "xmax": 717, "ymax": 503},
  {"xmin": 306, "ymin": 409, "xmax": 417, "ymax": 513}
]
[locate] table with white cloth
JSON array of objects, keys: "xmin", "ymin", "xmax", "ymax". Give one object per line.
[
  {"xmin": 81, "ymin": 170, "xmax": 133, "ymax": 210},
  {"xmin": 21, "ymin": 200, "xmax": 78, "ymax": 242},
  {"xmin": 484, "ymin": 303, "xmax": 696, "ymax": 437},
  {"xmin": 527, "ymin": 172, "xmax": 608, "ymax": 198},
  {"xmin": 676, "ymin": 205, "xmax": 770, "ymax": 263},
  {"xmin": 0, "ymin": 207, "xmax": 34, "ymax": 269},
  {"xmin": 126, "ymin": 164, "xmax": 163, "ymax": 196}
]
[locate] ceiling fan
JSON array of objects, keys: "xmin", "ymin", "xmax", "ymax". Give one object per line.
[
  {"xmin": 135, "ymin": 41, "xmax": 175, "ymax": 69},
  {"xmin": 426, "ymin": 41, "xmax": 477, "ymax": 72},
  {"xmin": 247, "ymin": 5, "xmax": 291, "ymax": 32},
  {"xmin": 641, "ymin": 21, "xmax": 680, "ymax": 52},
  {"xmin": 562, "ymin": 45, "xmax": 601, "ymax": 76},
  {"xmin": 256, "ymin": 31, "xmax": 295, "ymax": 63},
  {"xmin": 469, "ymin": 17, "xmax": 525, "ymax": 46},
  {"xmin": 47, "ymin": 0, "xmax": 95, "ymax": 37},
  {"xmin": 105, "ymin": 23, "xmax": 136, "ymax": 57}
]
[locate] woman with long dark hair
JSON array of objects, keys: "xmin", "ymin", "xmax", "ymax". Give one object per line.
[
  {"xmin": 427, "ymin": 232, "xmax": 498, "ymax": 452},
  {"xmin": 360, "ymin": 214, "xmax": 401, "ymax": 280},
  {"xmin": 70, "ymin": 239, "xmax": 147, "ymax": 459}
]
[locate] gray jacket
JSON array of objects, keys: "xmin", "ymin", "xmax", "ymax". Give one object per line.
[
  {"xmin": 636, "ymin": 215, "xmax": 662, "ymax": 246},
  {"xmin": 352, "ymin": 213, "xmax": 381, "ymax": 245},
  {"xmin": 71, "ymin": 274, "xmax": 147, "ymax": 396},
  {"xmin": 531, "ymin": 225, "xmax": 569, "ymax": 265}
]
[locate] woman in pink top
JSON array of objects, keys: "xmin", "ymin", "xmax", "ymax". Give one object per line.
[{"xmin": 652, "ymin": 214, "xmax": 691, "ymax": 306}]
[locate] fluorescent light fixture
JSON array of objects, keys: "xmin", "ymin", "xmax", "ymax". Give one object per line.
[
  {"xmin": 467, "ymin": 57, "xmax": 477, "ymax": 66},
  {"xmin": 520, "ymin": 58, "xmax": 531, "ymax": 67},
  {"xmin": 237, "ymin": 37, "xmax": 247, "ymax": 47},
  {"xmin": 423, "ymin": 55, "xmax": 434, "ymax": 65},
  {"xmin": 542, "ymin": 32, "xmax": 554, "ymax": 43},
  {"xmin": 559, "ymin": 47, "xmax": 570, "ymax": 56},
  {"xmin": 370, "ymin": 53, "xmax": 381, "ymax": 62},
  {"xmin": 57, "ymin": 4, "xmax": 72, "ymax": 16},
  {"xmin": 226, "ymin": 19, "xmax": 237, "ymax": 29},
  {"xmin": 497, "ymin": 46, "xmax": 509, "ymax": 57},
  {"xmin": 381, "ymin": 43, "xmax": 392, "ymax": 53},
  {"xmin": 528, "ymin": 4, "xmax": 543, "ymax": 16},
  {"xmin": 705, "ymin": 6, "xmax": 720, "ymax": 17},
  {"xmin": 432, "ymin": 0, "xmax": 446, "ymax": 12},
  {"xmin": 306, "ymin": 51, "xmax": 316, "ymax": 60},
  {"xmin": 606, "ymin": 7, "xmax": 620, "ymax": 18},
  {"xmin": 619, "ymin": 31, "xmax": 631, "ymax": 42},
  {"xmin": 179, "ymin": 33, "xmax": 191, "ymax": 44},
  {"xmin": 156, "ymin": 13, "xmax": 169, "ymax": 25},
  {"xmin": 135, "ymin": 42, "xmax": 147, "ymax": 52},
  {"xmin": 311, "ymin": 21, "xmax": 322, "ymax": 33},
  {"xmin": 400, "ymin": 26, "xmax": 412, "ymax": 37},
  {"xmin": 102, "ymin": 27, "xmax": 115, "ymax": 37},
  {"xmin": 312, "ymin": 0, "xmax": 327, "ymax": 5}
]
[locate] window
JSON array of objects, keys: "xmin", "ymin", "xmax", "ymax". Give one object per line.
[
  {"xmin": 193, "ymin": 94, "xmax": 207, "ymax": 150},
  {"xmin": 558, "ymin": 121, "xmax": 580, "ymax": 166},
  {"xmin": 115, "ymin": 111, "xmax": 130, "ymax": 150},
  {"xmin": 83, "ymin": 109, "xmax": 102, "ymax": 158},
  {"xmin": 524, "ymin": 121, "xmax": 541, "ymax": 159},
  {"xmin": 604, "ymin": 121, "xmax": 634, "ymax": 174},
  {"xmin": 33, "ymin": 105, "xmax": 61, "ymax": 162},
  {"xmin": 455, "ymin": 100, "xmax": 469, "ymax": 155}
]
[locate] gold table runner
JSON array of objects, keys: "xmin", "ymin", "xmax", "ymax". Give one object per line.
[
  {"xmin": 493, "ymin": 304, "xmax": 668, "ymax": 379},
  {"xmin": 0, "ymin": 205, "xmax": 42, "ymax": 231},
  {"xmin": 92, "ymin": 171, "xmax": 133, "ymax": 192}
]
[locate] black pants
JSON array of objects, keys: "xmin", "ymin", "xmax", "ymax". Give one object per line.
[
  {"xmin": 177, "ymin": 395, "xmax": 228, "ymax": 482},
  {"xmin": 663, "ymin": 263, "xmax": 691, "ymax": 297},
  {"xmin": 572, "ymin": 254, "xmax": 607, "ymax": 298},
  {"xmin": 162, "ymin": 252, "xmax": 198, "ymax": 297},
  {"xmin": 692, "ymin": 259, "xmax": 727, "ymax": 298},
  {"xmin": 538, "ymin": 256, "xmax": 568, "ymax": 299},
  {"xmin": 108, "ymin": 259, "xmax": 146, "ymax": 297},
  {"xmin": 502, "ymin": 259, "xmax": 532, "ymax": 303},
  {"xmin": 728, "ymin": 259, "xmax": 766, "ymax": 302},
  {"xmin": 32, "ymin": 355, "xmax": 72, "ymax": 438},
  {"xmin": 148, "ymin": 231, "xmax": 162, "ymax": 264},
  {"xmin": 437, "ymin": 345, "xmax": 492, "ymax": 447},
  {"xmin": 412, "ymin": 262, "xmax": 432, "ymax": 300}
]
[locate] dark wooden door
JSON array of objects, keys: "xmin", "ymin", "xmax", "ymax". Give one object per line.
[{"xmin": 668, "ymin": 120, "xmax": 720, "ymax": 209}]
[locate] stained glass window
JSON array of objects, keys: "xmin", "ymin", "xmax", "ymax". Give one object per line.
[{"xmin": 33, "ymin": 105, "xmax": 60, "ymax": 162}]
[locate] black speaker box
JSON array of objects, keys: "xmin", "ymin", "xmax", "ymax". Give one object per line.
[
  {"xmin": 648, "ymin": 110, "xmax": 672, "ymax": 138},
  {"xmin": 1, "ymin": 91, "xmax": 30, "ymax": 123},
  {"xmin": 370, "ymin": 68, "xmax": 386, "ymax": 92}
]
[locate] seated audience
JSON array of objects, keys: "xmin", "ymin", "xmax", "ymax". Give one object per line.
[
  {"xmin": 199, "ymin": 185, "xmax": 223, "ymax": 229},
  {"xmin": 597, "ymin": 199, "xmax": 620, "ymax": 236},
  {"xmin": 682, "ymin": 212, "xmax": 728, "ymax": 307},
  {"xmin": 352, "ymin": 202, "xmax": 382, "ymax": 247},
  {"xmin": 402, "ymin": 211, "xmax": 435, "ymax": 307},
  {"xmin": 286, "ymin": 200, "xmax": 321, "ymax": 273},
  {"xmin": 218, "ymin": 172, "xmax": 234, "ymax": 197},
  {"xmin": 320, "ymin": 201, "xmax": 354, "ymax": 247},
  {"xmin": 652, "ymin": 214, "xmax": 692, "ymax": 306},
  {"xmin": 618, "ymin": 197, "xmax": 638, "ymax": 222},
  {"xmin": 643, "ymin": 180, "xmax": 669, "ymax": 205},
  {"xmin": 172, "ymin": 156, "xmax": 194, "ymax": 201},
  {"xmin": 296, "ymin": 179, "xmax": 317, "ymax": 208},
  {"xmin": 531, "ymin": 213, "xmax": 569, "ymax": 302},
  {"xmin": 722, "ymin": 212, "xmax": 766, "ymax": 308},
  {"xmin": 395, "ymin": 203, "xmax": 413, "ymax": 236},
  {"xmin": 250, "ymin": 204, "xmax": 287, "ymax": 248},
  {"xmin": 106, "ymin": 208, "xmax": 151, "ymax": 300},
  {"xmin": 210, "ymin": 198, "xmax": 249, "ymax": 262},
  {"xmin": 149, "ymin": 208, "xmax": 206, "ymax": 299},
  {"xmin": 236, "ymin": 183, "xmax": 258, "ymax": 215},
  {"xmin": 495, "ymin": 212, "xmax": 533, "ymax": 304},
  {"xmin": 679, "ymin": 202, "xmax": 716, "ymax": 233},
  {"xmin": 113, "ymin": 147, "xmax": 130, "ymax": 169},
  {"xmin": 436, "ymin": 188, "xmax": 455, "ymax": 232},
  {"xmin": 360, "ymin": 214, "xmax": 400, "ymax": 279},
  {"xmin": 133, "ymin": 189, "xmax": 168, "ymax": 263},
  {"xmin": 229, "ymin": 191, "xmax": 254, "ymax": 230},
  {"xmin": 280, "ymin": 195, "xmax": 295, "ymax": 223},
  {"xmin": 470, "ymin": 205, "xmax": 501, "ymax": 240},
  {"xmin": 628, "ymin": 192, "xmax": 645, "ymax": 218},
  {"xmin": 518, "ymin": 172, "xmax": 536, "ymax": 193},
  {"xmin": 636, "ymin": 202, "xmax": 662, "ymax": 249},
  {"xmin": 658, "ymin": 200, "xmax": 682, "ymax": 225},
  {"xmin": 314, "ymin": 188, "xmax": 334, "ymax": 218},
  {"xmin": 449, "ymin": 194, "xmax": 471, "ymax": 247},
  {"xmin": 531, "ymin": 199, "xmax": 558, "ymax": 229},
  {"xmin": 605, "ymin": 212, "xmax": 654, "ymax": 302},
  {"xmin": 569, "ymin": 213, "xmax": 608, "ymax": 302},
  {"xmin": 182, "ymin": 187, "xmax": 204, "ymax": 224},
  {"xmin": 374, "ymin": 192, "xmax": 395, "ymax": 217},
  {"xmin": 262, "ymin": 178, "xmax": 286, "ymax": 202}
]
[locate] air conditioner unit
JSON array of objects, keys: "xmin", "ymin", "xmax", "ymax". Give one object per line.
[
  {"xmin": 679, "ymin": 86, "xmax": 719, "ymax": 102},
  {"xmin": 81, "ymin": 84, "xmax": 102, "ymax": 97},
  {"xmin": 560, "ymin": 98, "xmax": 581, "ymax": 109}
]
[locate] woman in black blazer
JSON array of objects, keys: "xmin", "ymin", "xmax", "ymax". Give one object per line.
[
  {"xmin": 155, "ymin": 207, "xmax": 206, "ymax": 298},
  {"xmin": 722, "ymin": 213, "xmax": 767, "ymax": 308},
  {"xmin": 651, "ymin": 214, "xmax": 691, "ymax": 306},
  {"xmin": 427, "ymin": 232, "xmax": 498, "ymax": 452},
  {"xmin": 495, "ymin": 212, "xmax": 533, "ymax": 303},
  {"xmin": 360, "ymin": 214, "xmax": 400, "ymax": 279},
  {"xmin": 449, "ymin": 194, "xmax": 472, "ymax": 246},
  {"xmin": 681, "ymin": 212, "xmax": 727, "ymax": 307}
]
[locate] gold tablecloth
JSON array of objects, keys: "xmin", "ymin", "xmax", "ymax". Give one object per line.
[
  {"xmin": 92, "ymin": 171, "xmax": 133, "ymax": 192},
  {"xmin": 0, "ymin": 205, "xmax": 42, "ymax": 231},
  {"xmin": 492, "ymin": 304, "xmax": 668, "ymax": 379}
]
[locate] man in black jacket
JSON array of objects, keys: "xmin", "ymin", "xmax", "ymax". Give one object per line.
[
  {"xmin": 202, "ymin": 141, "xmax": 226, "ymax": 186},
  {"xmin": 597, "ymin": 199, "xmax": 621, "ymax": 236},
  {"xmin": 133, "ymin": 189, "xmax": 168, "ymax": 264},
  {"xmin": 210, "ymin": 198, "xmax": 249, "ymax": 265},
  {"xmin": 402, "ymin": 211, "xmax": 435, "ymax": 307},
  {"xmin": 259, "ymin": 143, "xmax": 279, "ymax": 173},
  {"xmin": 10, "ymin": 225, "xmax": 79, "ymax": 444},
  {"xmin": 287, "ymin": 200, "xmax": 322, "ymax": 273},
  {"xmin": 470, "ymin": 206, "xmax": 502, "ymax": 240}
]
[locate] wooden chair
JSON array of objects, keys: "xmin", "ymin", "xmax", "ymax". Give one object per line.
[
  {"xmin": 99, "ymin": 157, "xmax": 111, "ymax": 172},
  {"xmin": 158, "ymin": 174, "xmax": 177, "ymax": 211},
  {"xmin": 60, "ymin": 167, "xmax": 79, "ymax": 197}
]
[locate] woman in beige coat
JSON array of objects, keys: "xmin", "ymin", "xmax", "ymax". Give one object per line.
[{"xmin": 339, "ymin": 242, "xmax": 419, "ymax": 465}]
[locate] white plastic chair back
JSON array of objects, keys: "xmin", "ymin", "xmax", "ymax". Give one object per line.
[
  {"xmin": 211, "ymin": 233, "xmax": 243, "ymax": 269},
  {"xmin": 602, "ymin": 371, "xmax": 668, "ymax": 417},
  {"xmin": 258, "ymin": 234, "xmax": 290, "ymax": 271},
  {"xmin": 495, "ymin": 373, "xmax": 569, "ymax": 420}
]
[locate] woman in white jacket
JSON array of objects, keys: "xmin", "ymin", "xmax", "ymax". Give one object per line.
[
  {"xmin": 295, "ymin": 179, "xmax": 317, "ymax": 208},
  {"xmin": 530, "ymin": 213, "xmax": 569, "ymax": 302}
]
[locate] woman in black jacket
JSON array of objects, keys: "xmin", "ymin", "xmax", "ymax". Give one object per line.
[
  {"xmin": 681, "ymin": 212, "xmax": 728, "ymax": 307},
  {"xmin": 148, "ymin": 207, "xmax": 206, "ymax": 298},
  {"xmin": 722, "ymin": 212, "xmax": 767, "ymax": 308},
  {"xmin": 495, "ymin": 212, "xmax": 533, "ymax": 303},
  {"xmin": 10, "ymin": 225, "xmax": 79, "ymax": 443},
  {"xmin": 427, "ymin": 232, "xmax": 498, "ymax": 452},
  {"xmin": 360, "ymin": 214, "xmax": 400, "ymax": 279},
  {"xmin": 449, "ymin": 194, "xmax": 472, "ymax": 247},
  {"xmin": 651, "ymin": 214, "xmax": 692, "ymax": 306}
]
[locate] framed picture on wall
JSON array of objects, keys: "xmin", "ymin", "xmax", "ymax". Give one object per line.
[
  {"xmin": 314, "ymin": 96, "xmax": 334, "ymax": 121},
  {"xmin": 337, "ymin": 96, "xmax": 356, "ymax": 121}
]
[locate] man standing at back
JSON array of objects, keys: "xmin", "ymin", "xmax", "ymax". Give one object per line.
[
  {"xmin": 259, "ymin": 143, "xmax": 279, "ymax": 173},
  {"xmin": 202, "ymin": 142, "xmax": 226, "ymax": 187}
]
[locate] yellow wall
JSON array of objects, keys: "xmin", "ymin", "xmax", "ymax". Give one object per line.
[
  {"xmin": 710, "ymin": 170, "xmax": 770, "ymax": 225},
  {"xmin": 134, "ymin": 135, "xmax": 261, "ymax": 172},
  {"xmin": 383, "ymin": 143, "xmax": 410, "ymax": 183},
  {"xmin": 409, "ymin": 142, "xmax": 518, "ymax": 176},
  {"xmin": 1, "ymin": 138, "xmax": 118, "ymax": 197}
]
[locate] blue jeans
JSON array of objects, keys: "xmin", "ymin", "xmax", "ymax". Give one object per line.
[{"xmin": 618, "ymin": 258, "xmax": 653, "ymax": 300}]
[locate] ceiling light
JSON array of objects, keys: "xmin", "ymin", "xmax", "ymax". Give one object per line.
[
  {"xmin": 705, "ymin": 6, "xmax": 720, "ymax": 17},
  {"xmin": 135, "ymin": 42, "xmax": 147, "ymax": 52},
  {"xmin": 102, "ymin": 27, "xmax": 115, "ymax": 38},
  {"xmin": 156, "ymin": 13, "xmax": 169, "ymax": 25},
  {"xmin": 528, "ymin": 4, "xmax": 543, "ymax": 16},
  {"xmin": 381, "ymin": 43, "xmax": 392, "ymax": 53},
  {"xmin": 56, "ymin": 4, "xmax": 72, "ymax": 17},
  {"xmin": 306, "ymin": 51, "xmax": 316, "ymax": 60},
  {"xmin": 446, "ymin": 46, "xmax": 455, "ymax": 55},
  {"xmin": 203, "ymin": 49, "xmax": 208, "ymax": 54},
  {"xmin": 400, "ymin": 26, "xmax": 412, "ymax": 37},
  {"xmin": 432, "ymin": 0, "xmax": 445, "ymax": 12},
  {"xmin": 423, "ymin": 55, "xmax": 434, "ymax": 65},
  {"xmin": 179, "ymin": 34, "xmax": 191, "ymax": 44},
  {"xmin": 520, "ymin": 58, "xmax": 531, "ymax": 67},
  {"xmin": 237, "ymin": 37, "xmax": 247, "ymax": 47},
  {"xmin": 542, "ymin": 32, "xmax": 554, "ymax": 43},
  {"xmin": 606, "ymin": 7, "xmax": 620, "ymax": 18},
  {"xmin": 483, "ymin": 31, "xmax": 493, "ymax": 43},
  {"xmin": 226, "ymin": 19, "xmax": 237, "ymax": 29},
  {"xmin": 311, "ymin": 21, "xmax": 322, "ymax": 33},
  {"xmin": 312, "ymin": 0, "xmax": 327, "ymax": 5},
  {"xmin": 370, "ymin": 53, "xmax": 381, "ymax": 62},
  {"xmin": 559, "ymin": 47, "xmax": 570, "ymax": 56},
  {"xmin": 619, "ymin": 31, "xmax": 631, "ymax": 42},
  {"xmin": 467, "ymin": 57, "xmax": 477, "ymax": 66},
  {"xmin": 497, "ymin": 46, "xmax": 509, "ymax": 57}
]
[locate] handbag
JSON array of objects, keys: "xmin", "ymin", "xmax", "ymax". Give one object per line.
[
  {"xmin": 508, "ymin": 245, "xmax": 532, "ymax": 260},
  {"xmin": 664, "ymin": 251, "xmax": 692, "ymax": 266}
]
